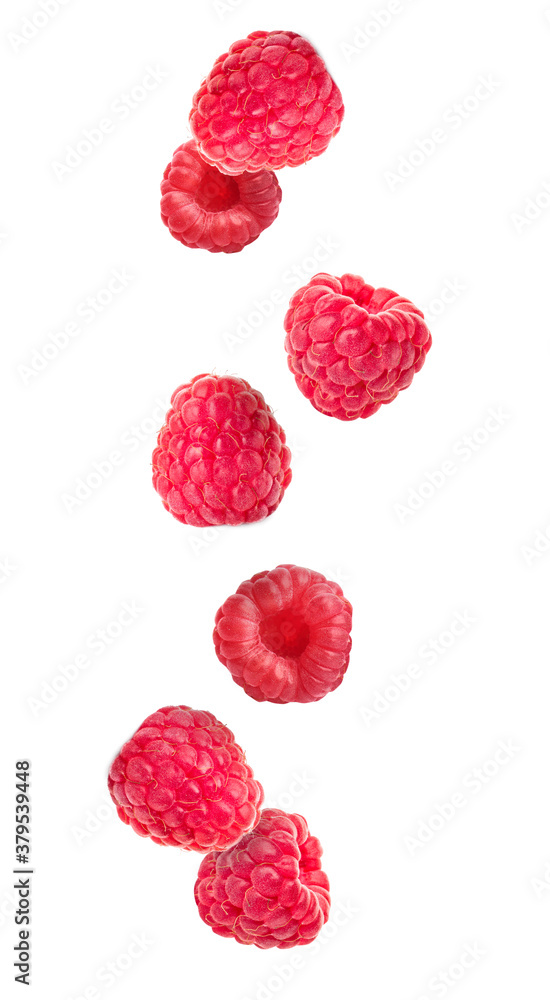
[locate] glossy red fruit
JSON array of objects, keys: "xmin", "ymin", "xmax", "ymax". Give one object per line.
[
  {"xmin": 214, "ymin": 564, "xmax": 352, "ymax": 703},
  {"xmin": 195, "ymin": 809, "xmax": 330, "ymax": 948},
  {"xmin": 108, "ymin": 705, "xmax": 264, "ymax": 852},
  {"xmin": 152, "ymin": 375, "xmax": 292, "ymax": 527},
  {"xmin": 190, "ymin": 30, "xmax": 344, "ymax": 175},
  {"xmin": 284, "ymin": 272, "xmax": 432, "ymax": 421},
  {"xmin": 161, "ymin": 141, "xmax": 282, "ymax": 253}
]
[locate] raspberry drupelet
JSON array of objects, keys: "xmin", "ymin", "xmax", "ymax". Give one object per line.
[
  {"xmin": 108, "ymin": 705, "xmax": 264, "ymax": 853},
  {"xmin": 195, "ymin": 809, "xmax": 330, "ymax": 948}
]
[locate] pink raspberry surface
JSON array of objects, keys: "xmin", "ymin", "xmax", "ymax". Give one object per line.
[
  {"xmin": 195, "ymin": 808, "xmax": 330, "ymax": 948},
  {"xmin": 189, "ymin": 30, "xmax": 344, "ymax": 175},
  {"xmin": 108, "ymin": 705, "xmax": 264, "ymax": 852},
  {"xmin": 213, "ymin": 564, "xmax": 352, "ymax": 703},
  {"xmin": 160, "ymin": 141, "xmax": 282, "ymax": 253},
  {"xmin": 152, "ymin": 374, "xmax": 292, "ymax": 527},
  {"xmin": 284, "ymin": 273, "xmax": 432, "ymax": 421}
]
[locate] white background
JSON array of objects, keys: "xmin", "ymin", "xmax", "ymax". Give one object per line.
[{"xmin": 1, "ymin": 0, "xmax": 549, "ymax": 997}]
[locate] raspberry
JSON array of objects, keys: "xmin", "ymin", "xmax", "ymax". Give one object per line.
[
  {"xmin": 195, "ymin": 808, "xmax": 330, "ymax": 948},
  {"xmin": 152, "ymin": 374, "xmax": 292, "ymax": 527},
  {"xmin": 108, "ymin": 705, "xmax": 264, "ymax": 852},
  {"xmin": 189, "ymin": 30, "xmax": 344, "ymax": 175},
  {"xmin": 213, "ymin": 564, "xmax": 352, "ymax": 703},
  {"xmin": 284, "ymin": 273, "xmax": 433, "ymax": 421},
  {"xmin": 160, "ymin": 141, "xmax": 282, "ymax": 253}
]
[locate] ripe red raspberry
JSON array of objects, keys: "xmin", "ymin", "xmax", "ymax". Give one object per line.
[
  {"xmin": 152, "ymin": 374, "xmax": 292, "ymax": 527},
  {"xmin": 108, "ymin": 705, "xmax": 264, "ymax": 852},
  {"xmin": 195, "ymin": 809, "xmax": 330, "ymax": 948},
  {"xmin": 284, "ymin": 273, "xmax": 432, "ymax": 421},
  {"xmin": 213, "ymin": 564, "xmax": 352, "ymax": 703},
  {"xmin": 189, "ymin": 30, "xmax": 344, "ymax": 175},
  {"xmin": 160, "ymin": 141, "xmax": 282, "ymax": 253}
]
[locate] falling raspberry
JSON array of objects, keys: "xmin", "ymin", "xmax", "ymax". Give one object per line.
[
  {"xmin": 195, "ymin": 808, "xmax": 330, "ymax": 948},
  {"xmin": 284, "ymin": 272, "xmax": 432, "ymax": 421},
  {"xmin": 189, "ymin": 30, "xmax": 344, "ymax": 175},
  {"xmin": 108, "ymin": 705, "xmax": 264, "ymax": 852},
  {"xmin": 213, "ymin": 564, "xmax": 352, "ymax": 703},
  {"xmin": 152, "ymin": 375, "xmax": 292, "ymax": 527},
  {"xmin": 161, "ymin": 141, "xmax": 282, "ymax": 253}
]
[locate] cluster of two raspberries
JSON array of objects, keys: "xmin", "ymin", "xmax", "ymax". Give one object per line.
[
  {"xmin": 161, "ymin": 30, "xmax": 344, "ymax": 254},
  {"xmin": 109, "ymin": 709, "xmax": 330, "ymax": 950},
  {"xmin": 109, "ymin": 29, "xmax": 433, "ymax": 951}
]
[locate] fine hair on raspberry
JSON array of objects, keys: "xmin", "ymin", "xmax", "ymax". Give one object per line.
[
  {"xmin": 152, "ymin": 374, "xmax": 292, "ymax": 527},
  {"xmin": 108, "ymin": 705, "xmax": 264, "ymax": 852},
  {"xmin": 161, "ymin": 141, "xmax": 282, "ymax": 253},
  {"xmin": 189, "ymin": 30, "xmax": 344, "ymax": 175},
  {"xmin": 284, "ymin": 272, "xmax": 432, "ymax": 421},
  {"xmin": 195, "ymin": 808, "xmax": 330, "ymax": 948},
  {"xmin": 214, "ymin": 564, "xmax": 353, "ymax": 703}
]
